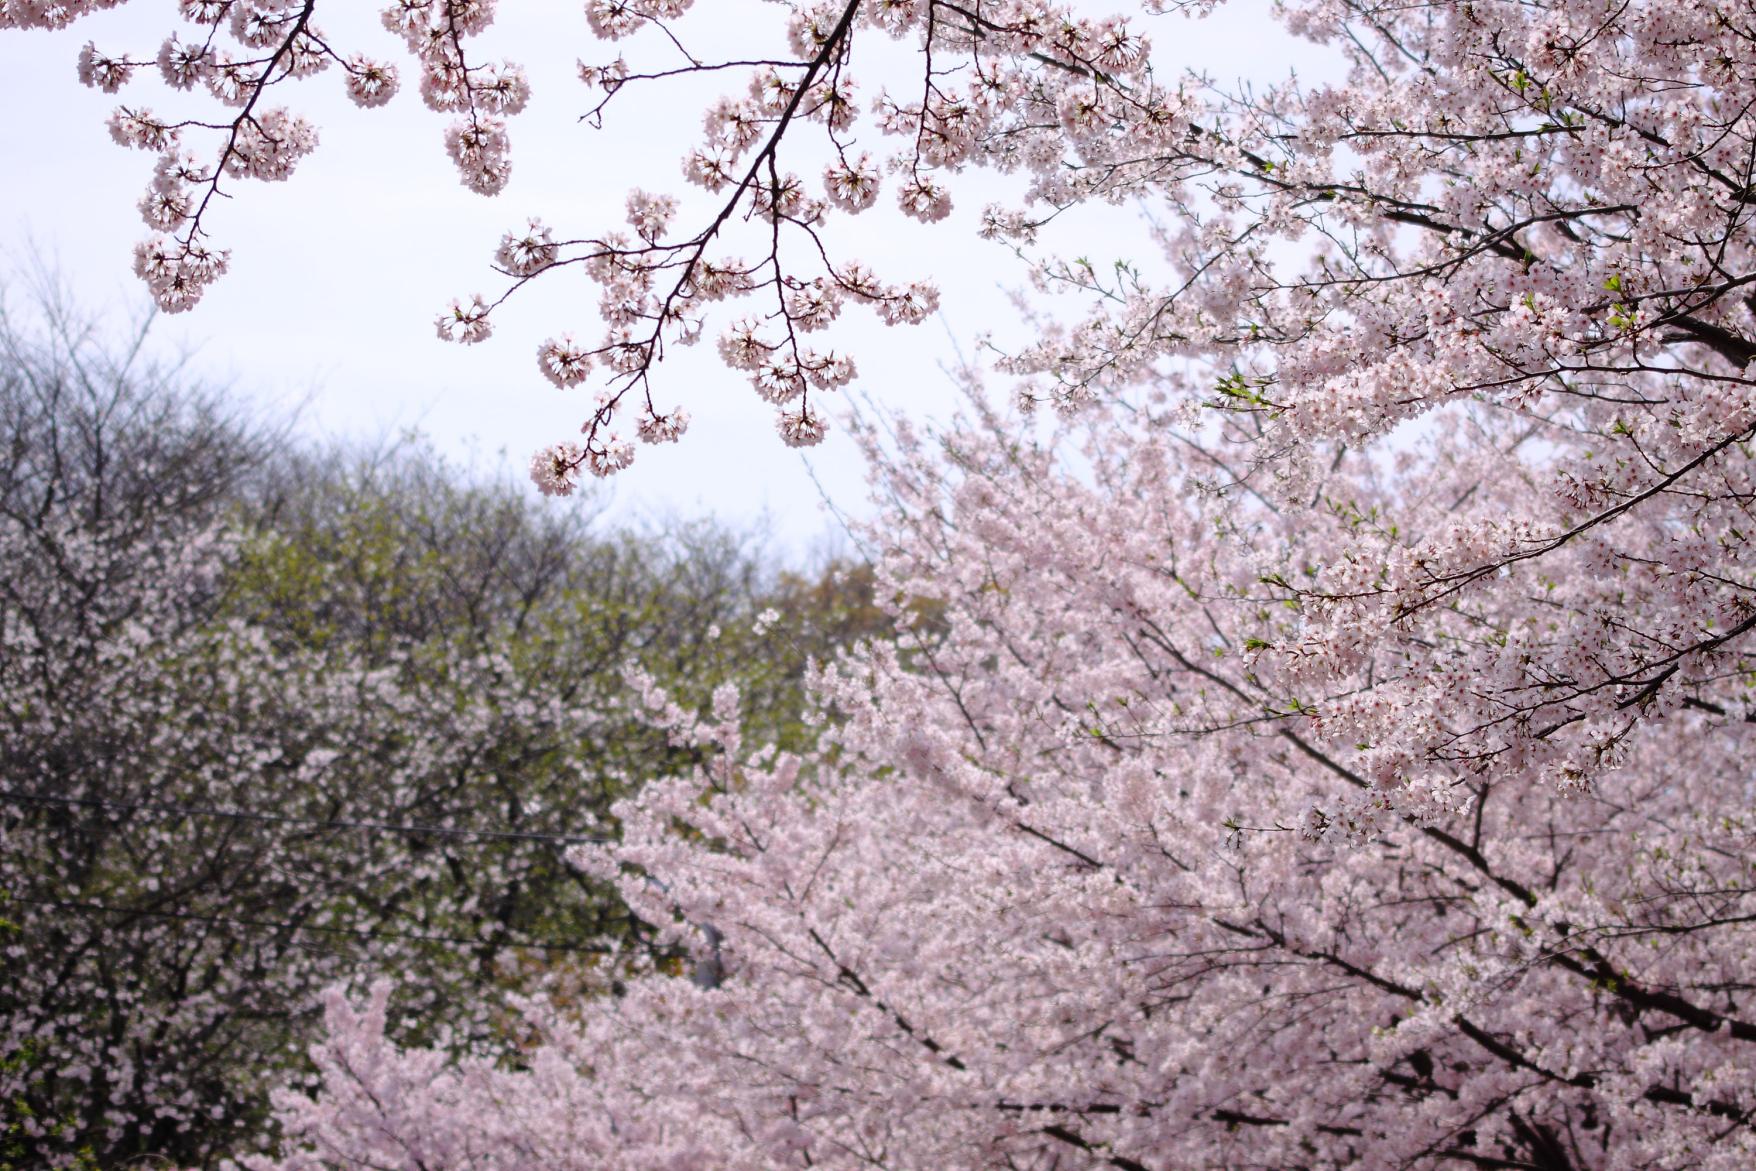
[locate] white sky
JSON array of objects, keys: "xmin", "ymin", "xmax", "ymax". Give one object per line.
[{"xmin": 0, "ymin": 2, "xmax": 1334, "ymax": 555}]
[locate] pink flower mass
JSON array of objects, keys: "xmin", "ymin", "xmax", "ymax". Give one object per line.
[{"xmin": 5, "ymin": 0, "xmax": 1756, "ymax": 1168}]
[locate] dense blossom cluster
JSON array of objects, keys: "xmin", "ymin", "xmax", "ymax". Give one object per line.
[
  {"xmin": 259, "ymin": 398, "xmax": 1756, "ymax": 1170},
  {"xmin": 257, "ymin": 1, "xmax": 1756, "ymax": 1168},
  {"xmin": 0, "ymin": 392, "xmax": 636, "ymax": 1166},
  {"xmin": 1, "ymin": 508, "xmax": 618, "ymax": 1167},
  {"xmin": 0, "ymin": 304, "xmax": 859, "ymax": 1169},
  {"xmin": 10, "ymin": 0, "xmax": 1756, "ymax": 1166}
]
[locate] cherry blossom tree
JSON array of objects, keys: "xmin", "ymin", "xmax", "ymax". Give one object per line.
[
  {"xmin": 8, "ymin": 0, "xmax": 1756, "ymax": 1167},
  {"xmin": 255, "ymin": 388, "xmax": 1756, "ymax": 1170},
  {"xmin": 4, "ymin": 0, "xmax": 1750, "ymax": 696},
  {"xmin": 0, "ymin": 289, "xmax": 866, "ymax": 1170}
]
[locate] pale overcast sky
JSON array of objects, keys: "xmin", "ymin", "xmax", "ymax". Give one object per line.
[{"xmin": 0, "ymin": 3, "xmax": 1333, "ymax": 554}]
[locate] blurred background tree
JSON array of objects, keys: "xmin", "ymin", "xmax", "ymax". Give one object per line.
[{"xmin": 0, "ymin": 281, "xmax": 881, "ymax": 1170}]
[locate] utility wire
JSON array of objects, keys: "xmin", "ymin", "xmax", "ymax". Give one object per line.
[
  {"xmin": 3, "ymin": 893, "xmax": 621, "ymax": 956},
  {"xmin": 0, "ymin": 789, "xmax": 614, "ymax": 847}
]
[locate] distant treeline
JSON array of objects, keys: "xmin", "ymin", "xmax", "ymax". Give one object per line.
[{"xmin": 0, "ymin": 293, "xmax": 885, "ymax": 1171}]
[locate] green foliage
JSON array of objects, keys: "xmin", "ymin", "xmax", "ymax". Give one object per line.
[{"xmin": 3, "ymin": 420, "xmax": 885, "ymax": 1169}]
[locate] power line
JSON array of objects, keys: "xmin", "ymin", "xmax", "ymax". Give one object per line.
[
  {"xmin": 0, "ymin": 789, "xmax": 614, "ymax": 847},
  {"xmin": 4, "ymin": 893, "xmax": 621, "ymax": 956}
]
